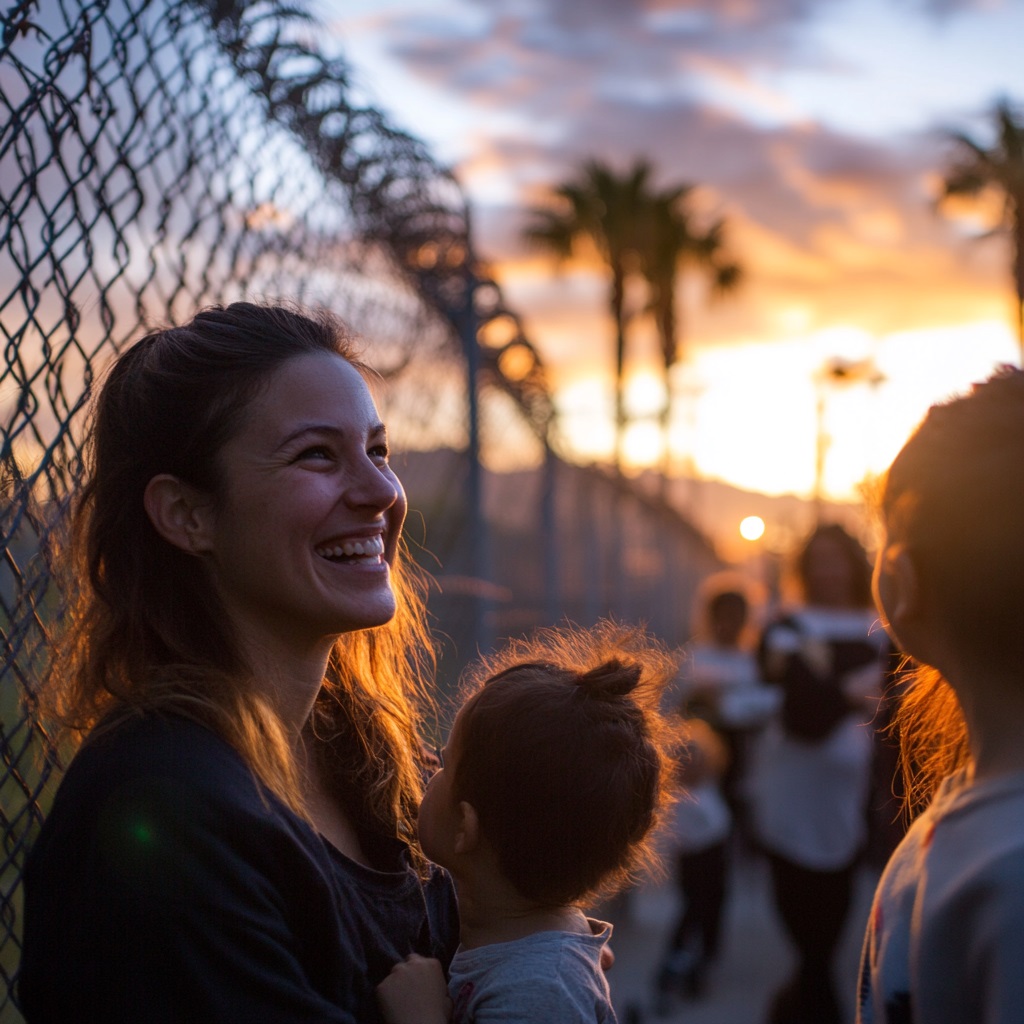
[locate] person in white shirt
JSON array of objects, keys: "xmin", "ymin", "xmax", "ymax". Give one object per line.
[{"xmin": 751, "ymin": 523, "xmax": 887, "ymax": 1024}]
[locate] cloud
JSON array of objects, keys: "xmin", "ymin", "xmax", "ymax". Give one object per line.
[
  {"xmin": 380, "ymin": 0, "xmax": 842, "ymax": 119},
  {"xmin": 345, "ymin": 0, "xmax": 1016, "ymax": 364}
]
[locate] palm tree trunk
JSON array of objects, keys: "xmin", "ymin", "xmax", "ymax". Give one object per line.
[
  {"xmin": 611, "ymin": 262, "xmax": 628, "ymax": 473},
  {"xmin": 1014, "ymin": 211, "xmax": 1024, "ymax": 364},
  {"xmin": 655, "ymin": 279, "xmax": 677, "ymax": 500}
]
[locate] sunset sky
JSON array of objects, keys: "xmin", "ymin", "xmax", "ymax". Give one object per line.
[{"xmin": 316, "ymin": 0, "xmax": 1022, "ymax": 504}]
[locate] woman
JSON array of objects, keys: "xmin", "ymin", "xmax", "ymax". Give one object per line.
[
  {"xmin": 858, "ymin": 367, "xmax": 1024, "ymax": 1023},
  {"xmin": 750, "ymin": 523, "xmax": 887, "ymax": 1024},
  {"xmin": 18, "ymin": 302, "xmax": 458, "ymax": 1022}
]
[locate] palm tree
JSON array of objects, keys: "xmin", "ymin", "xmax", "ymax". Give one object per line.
[
  {"xmin": 941, "ymin": 97, "xmax": 1024, "ymax": 360},
  {"xmin": 643, "ymin": 187, "xmax": 742, "ymax": 489},
  {"xmin": 524, "ymin": 159, "xmax": 654, "ymax": 470}
]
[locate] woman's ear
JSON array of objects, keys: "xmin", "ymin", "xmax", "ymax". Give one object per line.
[
  {"xmin": 453, "ymin": 801, "xmax": 480, "ymax": 856},
  {"xmin": 876, "ymin": 542, "xmax": 921, "ymax": 639},
  {"xmin": 143, "ymin": 474, "xmax": 215, "ymax": 555}
]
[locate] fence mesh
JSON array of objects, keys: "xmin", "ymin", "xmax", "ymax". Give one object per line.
[
  {"xmin": 0, "ymin": 0, "xmax": 556, "ymax": 1014},
  {"xmin": 0, "ymin": 0, "xmax": 721, "ymax": 1015}
]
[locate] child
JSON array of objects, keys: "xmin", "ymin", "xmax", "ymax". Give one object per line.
[
  {"xmin": 679, "ymin": 576, "xmax": 779, "ymax": 843},
  {"xmin": 653, "ymin": 718, "xmax": 732, "ymax": 1013},
  {"xmin": 376, "ymin": 621, "xmax": 679, "ymax": 1024},
  {"xmin": 858, "ymin": 366, "xmax": 1024, "ymax": 1023}
]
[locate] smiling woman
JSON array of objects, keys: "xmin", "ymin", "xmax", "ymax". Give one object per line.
[
  {"xmin": 18, "ymin": 302, "xmax": 458, "ymax": 1024},
  {"xmin": 159, "ymin": 350, "xmax": 408, "ymax": 672}
]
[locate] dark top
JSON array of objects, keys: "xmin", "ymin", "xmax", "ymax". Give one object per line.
[
  {"xmin": 757, "ymin": 608, "xmax": 882, "ymax": 742},
  {"xmin": 19, "ymin": 712, "xmax": 458, "ymax": 1023}
]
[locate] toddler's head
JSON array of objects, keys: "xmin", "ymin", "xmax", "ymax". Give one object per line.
[{"xmin": 418, "ymin": 621, "xmax": 678, "ymax": 907}]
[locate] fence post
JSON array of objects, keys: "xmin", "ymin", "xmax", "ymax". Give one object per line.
[{"xmin": 455, "ymin": 274, "xmax": 493, "ymax": 656}]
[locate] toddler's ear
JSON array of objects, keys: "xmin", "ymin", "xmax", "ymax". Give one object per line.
[{"xmin": 453, "ymin": 802, "xmax": 479, "ymax": 855}]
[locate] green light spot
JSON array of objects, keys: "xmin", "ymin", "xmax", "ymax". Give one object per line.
[{"xmin": 131, "ymin": 821, "xmax": 155, "ymax": 845}]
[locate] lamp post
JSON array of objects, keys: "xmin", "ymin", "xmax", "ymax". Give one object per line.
[{"xmin": 813, "ymin": 356, "xmax": 885, "ymax": 520}]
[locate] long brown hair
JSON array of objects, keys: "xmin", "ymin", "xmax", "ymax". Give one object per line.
[
  {"xmin": 45, "ymin": 301, "xmax": 436, "ymax": 852},
  {"xmin": 881, "ymin": 366, "xmax": 1024, "ymax": 810}
]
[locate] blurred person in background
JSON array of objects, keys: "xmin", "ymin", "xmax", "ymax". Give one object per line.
[
  {"xmin": 652, "ymin": 719, "xmax": 733, "ymax": 1015},
  {"xmin": 677, "ymin": 574, "xmax": 780, "ymax": 849},
  {"xmin": 750, "ymin": 524, "xmax": 888, "ymax": 1024}
]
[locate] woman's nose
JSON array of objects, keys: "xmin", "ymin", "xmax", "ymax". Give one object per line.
[{"xmin": 345, "ymin": 459, "xmax": 400, "ymax": 511}]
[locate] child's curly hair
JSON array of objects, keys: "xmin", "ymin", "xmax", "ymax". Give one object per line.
[{"xmin": 450, "ymin": 620, "xmax": 681, "ymax": 907}]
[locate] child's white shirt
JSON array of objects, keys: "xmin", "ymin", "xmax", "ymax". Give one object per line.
[
  {"xmin": 858, "ymin": 767, "xmax": 1024, "ymax": 1024},
  {"xmin": 666, "ymin": 779, "xmax": 732, "ymax": 854},
  {"xmin": 684, "ymin": 645, "xmax": 781, "ymax": 729}
]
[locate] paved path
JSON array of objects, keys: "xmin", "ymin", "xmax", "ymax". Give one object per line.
[{"xmin": 599, "ymin": 854, "xmax": 880, "ymax": 1024}]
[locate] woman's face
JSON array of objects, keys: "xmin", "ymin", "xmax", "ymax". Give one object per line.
[
  {"xmin": 197, "ymin": 351, "xmax": 407, "ymax": 655},
  {"xmin": 803, "ymin": 534, "xmax": 857, "ymax": 608}
]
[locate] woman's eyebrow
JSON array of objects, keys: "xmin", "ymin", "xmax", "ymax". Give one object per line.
[{"xmin": 276, "ymin": 423, "xmax": 340, "ymax": 448}]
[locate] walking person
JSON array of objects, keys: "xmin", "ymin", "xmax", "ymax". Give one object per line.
[
  {"xmin": 679, "ymin": 577, "xmax": 779, "ymax": 848},
  {"xmin": 750, "ymin": 524, "xmax": 887, "ymax": 1024},
  {"xmin": 653, "ymin": 718, "xmax": 732, "ymax": 1014}
]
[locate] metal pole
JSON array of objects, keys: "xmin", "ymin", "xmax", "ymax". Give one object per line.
[
  {"xmin": 542, "ymin": 443, "xmax": 560, "ymax": 623},
  {"xmin": 456, "ymin": 276, "xmax": 492, "ymax": 655}
]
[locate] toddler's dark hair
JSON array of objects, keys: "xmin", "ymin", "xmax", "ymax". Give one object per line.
[{"xmin": 451, "ymin": 620, "xmax": 678, "ymax": 907}]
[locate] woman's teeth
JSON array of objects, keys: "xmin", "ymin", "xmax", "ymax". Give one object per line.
[{"xmin": 316, "ymin": 537, "xmax": 385, "ymax": 561}]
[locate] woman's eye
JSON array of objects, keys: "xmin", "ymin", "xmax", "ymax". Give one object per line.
[
  {"xmin": 369, "ymin": 443, "xmax": 390, "ymax": 464},
  {"xmin": 297, "ymin": 445, "xmax": 332, "ymax": 462}
]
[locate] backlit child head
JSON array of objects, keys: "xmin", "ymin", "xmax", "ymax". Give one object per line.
[{"xmin": 418, "ymin": 621, "xmax": 678, "ymax": 907}]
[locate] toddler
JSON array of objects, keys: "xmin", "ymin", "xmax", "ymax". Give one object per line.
[
  {"xmin": 377, "ymin": 620, "xmax": 678, "ymax": 1024},
  {"xmin": 653, "ymin": 718, "xmax": 732, "ymax": 1012}
]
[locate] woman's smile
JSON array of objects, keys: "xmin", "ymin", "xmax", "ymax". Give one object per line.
[{"xmin": 193, "ymin": 351, "xmax": 407, "ymax": 653}]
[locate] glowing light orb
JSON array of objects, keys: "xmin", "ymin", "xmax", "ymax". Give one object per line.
[{"xmin": 739, "ymin": 516, "xmax": 766, "ymax": 542}]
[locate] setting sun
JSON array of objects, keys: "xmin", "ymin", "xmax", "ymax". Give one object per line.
[{"xmin": 740, "ymin": 516, "xmax": 766, "ymax": 541}]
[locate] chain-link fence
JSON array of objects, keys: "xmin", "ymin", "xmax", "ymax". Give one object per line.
[
  {"xmin": 1, "ymin": 0, "xmax": 724, "ymax": 1015},
  {"xmin": 0, "ymin": 0, "xmax": 558, "ymax": 1015}
]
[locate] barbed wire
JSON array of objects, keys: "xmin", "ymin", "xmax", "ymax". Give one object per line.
[{"xmin": 0, "ymin": 0, "xmax": 553, "ymax": 1014}]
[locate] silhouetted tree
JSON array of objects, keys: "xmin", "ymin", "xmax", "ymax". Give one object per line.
[
  {"xmin": 941, "ymin": 97, "xmax": 1024, "ymax": 359},
  {"xmin": 524, "ymin": 159, "xmax": 653, "ymax": 470},
  {"xmin": 642, "ymin": 187, "xmax": 741, "ymax": 487}
]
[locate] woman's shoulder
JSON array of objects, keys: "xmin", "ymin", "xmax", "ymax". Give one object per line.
[
  {"xmin": 38, "ymin": 711, "xmax": 294, "ymax": 858},
  {"xmin": 27, "ymin": 711, "xmax": 332, "ymax": 918},
  {"xmin": 63, "ymin": 710, "xmax": 256, "ymax": 797}
]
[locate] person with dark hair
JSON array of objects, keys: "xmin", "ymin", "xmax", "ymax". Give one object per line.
[
  {"xmin": 652, "ymin": 719, "xmax": 733, "ymax": 1012},
  {"xmin": 750, "ymin": 523, "xmax": 888, "ymax": 1024},
  {"xmin": 859, "ymin": 367, "xmax": 1024, "ymax": 1024},
  {"xmin": 375, "ymin": 620, "xmax": 678, "ymax": 1024},
  {"xmin": 18, "ymin": 302, "xmax": 458, "ymax": 1023},
  {"xmin": 651, "ymin": 575, "xmax": 778, "ymax": 1013},
  {"xmin": 679, "ymin": 574, "xmax": 780, "ymax": 846}
]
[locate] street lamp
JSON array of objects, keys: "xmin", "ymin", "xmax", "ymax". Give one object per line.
[{"xmin": 813, "ymin": 356, "xmax": 885, "ymax": 520}]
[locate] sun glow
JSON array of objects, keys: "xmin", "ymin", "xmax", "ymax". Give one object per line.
[
  {"xmin": 553, "ymin": 319, "xmax": 1019, "ymax": 499},
  {"xmin": 740, "ymin": 516, "xmax": 766, "ymax": 541}
]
